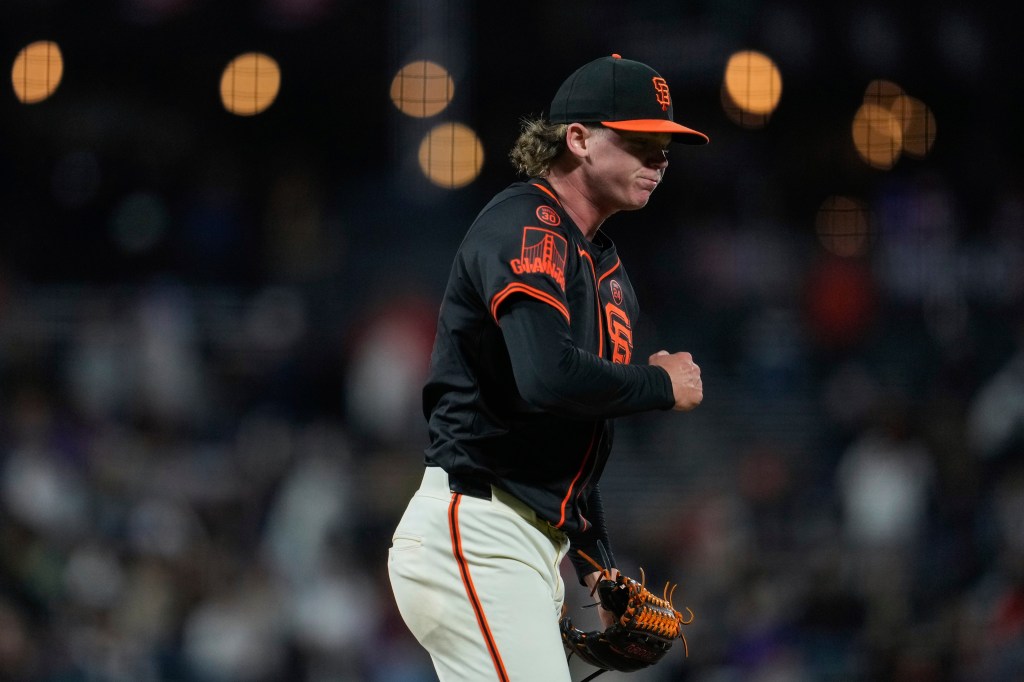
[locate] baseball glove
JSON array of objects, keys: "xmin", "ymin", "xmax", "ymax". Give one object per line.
[{"xmin": 560, "ymin": 544, "xmax": 694, "ymax": 681}]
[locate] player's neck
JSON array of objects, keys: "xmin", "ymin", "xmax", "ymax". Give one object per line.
[{"xmin": 544, "ymin": 173, "xmax": 610, "ymax": 241}]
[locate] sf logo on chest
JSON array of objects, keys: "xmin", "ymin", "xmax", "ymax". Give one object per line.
[{"xmin": 510, "ymin": 227, "xmax": 567, "ymax": 291}]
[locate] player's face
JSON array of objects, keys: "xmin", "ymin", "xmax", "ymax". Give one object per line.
[{"xmin": 587, "ymin": 128, "xmax": 671, "ymax": 212}]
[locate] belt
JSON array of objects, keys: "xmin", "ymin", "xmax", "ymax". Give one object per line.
[
  {"xmin": 444, "ymin": 470, "xmax": 568, "ymax": 546},
  {"xmin": 446, "ymin": 471, "xmax": 493, "ymax": 500}
]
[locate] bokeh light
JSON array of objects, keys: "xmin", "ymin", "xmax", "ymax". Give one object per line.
[
  {"xmin": 853, "ymin": 79, "xmax": 936, "ymax": 168},
  {"xmin": 390, "ymin": 60, "xmax": 454, "ymax": 118},
  {"xmin": 723, "ymin": 50, "xmax": 782, "ymax": 118},
  {"xmin": 417, "ymin": 122, "xmax": 483, "ymax": 189},
  {"xmin": 11, "ymin": 40, "xmax": 64, "ymax": 104},
  {"xmin": 816, "ymin": 195, "xmax": 873, "ymax": 257},
  {"xmin": 721, "ymin": 85, "xmax": 770, "ymax": 129},
  {"xmin": 863, "ymin": 79, "xmax": 904, "ymax": 109},
  {"xmin": 891, "ymin": 95, "xmax": 937, "ymax": 158},
  {"xmin": 220, "ymin": 52, "xmax": 281, "ymax": 116},
  {"xmin": 852, "ymin": 102, "xmax": 902, "ymax": 169}
]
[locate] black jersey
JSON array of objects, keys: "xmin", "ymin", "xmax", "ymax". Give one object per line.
[{"xmin": 422, "ymin": 178, "xmax": 673, "ymax": 569}]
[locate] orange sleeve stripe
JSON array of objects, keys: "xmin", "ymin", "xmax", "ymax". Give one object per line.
[
  {"xmin": 448, "ymin": 494, "xmax": 511, "ymax": 682},
  {"xmin": 490, "ymin": 283, "xmax": 570, "ymax": 322}
]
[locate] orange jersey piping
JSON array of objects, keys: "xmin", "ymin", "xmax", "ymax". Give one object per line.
[
  {"xmin": 554, "ymin": 425, "xmax": 600, "ymax": 530},
  {"xmin": 533, "ymin": 182, "xmax": 561, "ymax": 207},
  {"xmin": 448, "ymin": 494, "xmax": 511, "ymax": 681},
  {"xmin": 598, "ymin": 257, "xmax": 621, "ymax": 286},
  {"xmin": 577, "ymin": 249, "xmax": 604, "ymax": 359},
  {"xmin": 554, "ymin": 252, "xmax": 617, "ymax": 531},
  {"xmin": 490, "ymin": 282, "xmax": 570, "ymax": 322}
]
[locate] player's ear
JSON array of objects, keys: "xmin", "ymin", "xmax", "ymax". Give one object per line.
[{"xmin": 564, "ymin": 122, "xmax": 593, "ymax": 158}]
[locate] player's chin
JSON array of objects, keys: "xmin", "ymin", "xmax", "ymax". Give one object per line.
[
  {"xmin": 633, "ymin": 182, "xmax": 659, "ymax": 204},
  {"xmin": 626, "ymin": 191, "xmax": 654, "ymax": 210},
  {"xmin": 616, "ymin": 185, "xmax": 657, "ymax": 211}
]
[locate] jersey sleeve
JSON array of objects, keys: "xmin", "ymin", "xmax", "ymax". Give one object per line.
[
  {"xmin": 498, "ymin": 297, "xmax": 675, "ymax": 418},
  {"xmin": 461, "ymin": 193, "xmax": 572, "ymax": 323}
]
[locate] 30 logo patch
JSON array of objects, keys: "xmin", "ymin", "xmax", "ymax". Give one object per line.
[
  {"xmin": 509, "ymin": 227, "xmax": 567, "ymax": 291},
  {"xmin": 536, "ymin": 205, "xmax": 560, "ymax": 226}
]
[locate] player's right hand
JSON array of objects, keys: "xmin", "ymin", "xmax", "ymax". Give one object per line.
[{"xmin": 649, "ymin": 350, "xmax": 703, "ymax": 411}]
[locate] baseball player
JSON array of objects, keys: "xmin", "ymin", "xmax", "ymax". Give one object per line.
[{"xmin": 388, "ymin": 54, "xmax": 708, "ymax": 681}]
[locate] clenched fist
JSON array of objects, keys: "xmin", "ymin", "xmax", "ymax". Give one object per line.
[{"xmin": 649, "ymin": 350, "xmax": 703, "ymax": 411}]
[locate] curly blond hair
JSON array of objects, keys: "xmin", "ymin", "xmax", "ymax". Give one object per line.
[{"xmin": 508, "ymin": 117, "xmax": 569, "ymax": 177}]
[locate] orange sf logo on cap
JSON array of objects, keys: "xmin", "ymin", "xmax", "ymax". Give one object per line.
[{"xmin": 652, "ymin": 77, "xmax": 670, "ymax": 111}]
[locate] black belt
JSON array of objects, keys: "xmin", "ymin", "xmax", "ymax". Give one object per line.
[{"xmin": 447, "ymin": 471, "xmax": 493, "ymax": 500}]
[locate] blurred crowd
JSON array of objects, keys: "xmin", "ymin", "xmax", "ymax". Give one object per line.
[
  {"xmin": 1, "ymin": 161, "xmax": 1022, "ymax": 682},
  {"xmin": 2, "ymin": 2, "xmax": 1023, "ymax": 679}
]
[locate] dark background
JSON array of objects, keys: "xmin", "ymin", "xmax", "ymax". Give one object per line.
[{"xmin": 2, "ymin": 1, "xmax": 1022, "ymax": 680}]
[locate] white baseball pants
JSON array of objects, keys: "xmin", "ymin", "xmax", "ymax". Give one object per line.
[{"xmin": 388, "ymin": 466, "xmax": 572, "ymax": 681}]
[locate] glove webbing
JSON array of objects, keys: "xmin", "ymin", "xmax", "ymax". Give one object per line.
[{"xmin": 617, "ymin": 572, "xmax": 691, "ymax": 644}]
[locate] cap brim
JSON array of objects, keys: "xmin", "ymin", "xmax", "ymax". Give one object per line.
[{"xmin": 602, "ymin": 119, "xmax": 709, "ymax": 145}]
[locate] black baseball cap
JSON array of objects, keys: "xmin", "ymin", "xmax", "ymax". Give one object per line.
[{"xmin": 548, "ymin": 54, "xmax": 709, "ymax": 145}]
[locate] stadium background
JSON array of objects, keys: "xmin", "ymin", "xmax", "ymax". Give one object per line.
[{"xmin": 1, "ymin": 1, "xmax": 1022, "ymax": 680}]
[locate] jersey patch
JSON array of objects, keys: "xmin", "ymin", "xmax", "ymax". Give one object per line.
[
  {"xmin": 509, "ymin": 227, "xmax": 567, "ymax": 291},
  {"xmin": 609, "ymin": 279, "xmax": 624, "ymax": 305},
  {"xmin": 536, "ymin": 205, "xmax": 561, "ymax": 227}
]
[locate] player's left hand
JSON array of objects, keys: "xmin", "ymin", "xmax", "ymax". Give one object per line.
[{"xmin": 584, "ymin": 568, "xmax": 620, "ymax": 628}]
